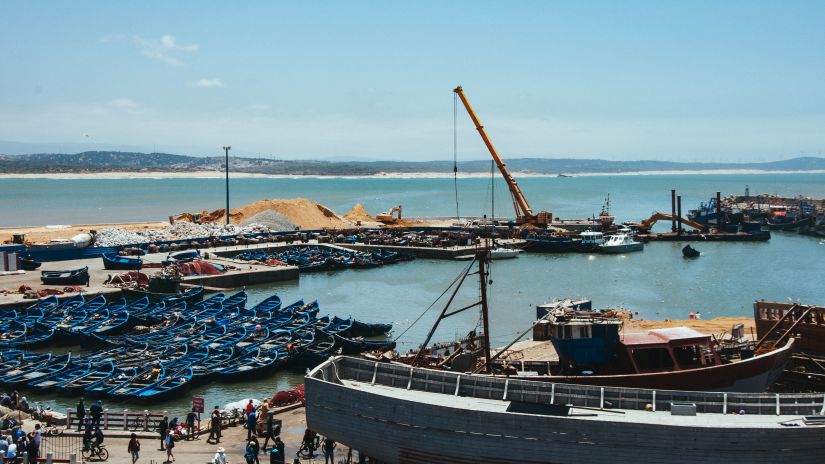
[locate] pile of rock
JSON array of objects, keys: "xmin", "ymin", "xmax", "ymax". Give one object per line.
[{"xmin": 94, "ymin": 222, "xmax": 274, "ymax": 247}]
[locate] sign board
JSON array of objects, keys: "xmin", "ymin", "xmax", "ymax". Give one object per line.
[{"xmin": 192, "ymin": 396, "xmax": 205, "ymax": 414}]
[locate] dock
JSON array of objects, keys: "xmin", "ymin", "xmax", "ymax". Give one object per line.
[{"xmin": 0, "ymin": 242, "xmax": 300, "ymax": 310}]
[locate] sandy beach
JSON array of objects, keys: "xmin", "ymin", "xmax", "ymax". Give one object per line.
[{"xmin": 1, "ymin": 168, "xmax": 824, "ymax": 180}]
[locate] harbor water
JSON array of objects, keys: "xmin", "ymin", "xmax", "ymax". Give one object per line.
[{"xmin": 4, "ymin": 173, "xmax": 825, "ymax": 414}]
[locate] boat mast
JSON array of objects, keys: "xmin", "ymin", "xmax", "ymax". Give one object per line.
[{"xmin": 478, "ymin": 248, "xmax": 492, "ymax": 373}]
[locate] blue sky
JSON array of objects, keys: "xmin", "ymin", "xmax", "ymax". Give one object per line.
[{"xmin": 1, "ymin": 1, "xmax": 824, "ymax": 161}]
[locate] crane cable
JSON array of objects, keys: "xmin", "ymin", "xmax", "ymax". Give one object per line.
[
  {"xmin": 392, "ymin": 259, "xmax": 475, "ymax": 343},
  {"xmin": 453, "ymin": 91, "xmax": 460, "ymax": 221}
]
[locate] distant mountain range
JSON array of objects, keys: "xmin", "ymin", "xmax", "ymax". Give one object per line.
[{"xmin": 1, "ymin": 151, "xmax": 825, "ymax": 175}]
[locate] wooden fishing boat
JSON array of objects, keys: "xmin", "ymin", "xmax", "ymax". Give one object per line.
[
  {"xmin": 121, "ymin": 285, "xmax": 204, "ymax": 305},
  {"xmin": 106, "ymin": 365, "xmax": 166, "ymax": 401},
  {"xmin": 2, "ymin": 353, "xmax": 72, "ymax": 387},
  {"xmin": 348, "ymin": 320, "xmax": 393, "ymax": 337},
  {"xmin": 682, "ymin": 244, "xmax": 701, "ymax": 258},
  {"xmin": 52, "ymin": 362, "xmax": 119, "ymax": 395},
  {"xmin": 102, "ymin": 254, "xmax": 143, "ymax": 270},
  {"xmin": 213, "ymin": 346, "xmax": 279, "ymax": 381},
  {"xmin": 293, "ymin": 329, "xmax": 338, "ymax": 368},
  {"xmin": 0, "ymin": 352, "xmax": 53, "ymax": 383},
  {"xmin": 130, "ymin": 365, "xmax": 194, "ymax": 402},
  {"xmin": 41, "ymin": 267, "xmax": 89, "ymax": 285},
  {"xmin": 20, "ymin": 256, "xmax": 41, "ymax": 271},
  {"xmin": 332, "ymin": 333, "xmax": 397, "ymax": 355}
]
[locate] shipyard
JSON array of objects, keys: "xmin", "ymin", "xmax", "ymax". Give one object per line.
[{"xmin": 2, "ymin": 3, "xmax": 825, "ymax": 464}]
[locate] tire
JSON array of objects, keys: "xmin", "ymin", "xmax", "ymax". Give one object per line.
[
  {"xmin": 81, "ymin": 448, "xmax": 91, "ymax": 460},
  {"xmin": 47, "ymin": 427, "xmax": 61, "ymax": 436},
  {"xmin": 97, "ymin": 447, "xmax": 109, "ymax": 461}
]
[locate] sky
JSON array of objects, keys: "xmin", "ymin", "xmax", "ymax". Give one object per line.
[{"xmin": 1, "ymin": 1, "xmax": 825, "ymax": 162}]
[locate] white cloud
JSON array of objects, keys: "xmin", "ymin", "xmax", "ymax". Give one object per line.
[
  {"xmin": 108, "ymin": 98, "xmax": 141, "ymax": 109},
  {"xmin": 188, "ymin": 78, "xmax": 224, "ymax": 88},
  {"xmin": 103, "ymin": 34, "xmax": 199, "ymax": 65}
]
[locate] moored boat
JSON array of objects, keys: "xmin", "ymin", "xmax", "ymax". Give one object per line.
[
  {"xmin": 41, "ymin": 267, "xmax": 89, "ymax": 285},
  {"xmin": 102, "ymin": 254, "xmax": 143, "ymax": 270}
]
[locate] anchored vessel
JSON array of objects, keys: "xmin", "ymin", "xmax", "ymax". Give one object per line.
[{"xmin": 307, "ymin": 356, "xmax": 825, "ymax": 464}]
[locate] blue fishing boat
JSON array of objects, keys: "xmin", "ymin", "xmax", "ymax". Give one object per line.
[
  {"xmin": 213, "ymin": 347, "xmax": 279, "ymax": 381},
  {"xmin": 130, "ymin": 365, "xmax": 194, "ymax": 402},
  {"xmin": 52, "ymin": 361, "xmax": 119, "ymax": 395},
  {"xmin": 102, "ymin": 254, "xmax": 143, "ymax": 270},
  {"xmin": 332, "ymin": 333, "xmax": 397, "ymax": 355},
  {"xmin": 41, "ymin": 267, "xmax": 89, "ymax": 285},
  {"xmin": 2, "ymin": 353, "xmax": 72, "ymax": 387},
  {"xmin": 348, "ymin": 320, "xmax": 393, "ymax": 337}
]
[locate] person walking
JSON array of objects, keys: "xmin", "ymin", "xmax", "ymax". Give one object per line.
[
  {"xmin": 321, "ymin": 437, "xmax": 336, "ymax": 464},
  {"xmin": 207, "ymin": 406, "xmax": 221, "ymax": 444},
  {"xmin": 158, "ymin": 416, "xmax": 169, "ymax": 451},
  {"xmin": 245, "ymin": 436, "xmax": 260, "ymax": 464},
  {"xmin": 246, "ymin": 408, "xmax": 257, "ymax": 441},
  {"xmin": 76, "ymin": 398, "xmax": 86, "ymax": 432},
  {"xmin": 185, "ymin": 409, "xmax": 197, "ymax": 440},
  {"xmin": 165, "ymin": 432, "xmax": 175, "ymax": 462},
  {"xmin": 269, "ymin": 436, "xmax": 285, "ymax": 464},
  {"xmin": 90, "ymin": 400, "xmax": 103, "ymax": 429},
  {"xmin": 127, "ymin": 432, "xmax": 141, "ymax": 463},
  {"xmin": 261, "ymin": 412, "xmax": 278, "ymax": 451},
  {"xmin": 212, "ymin": 447, "xmax": 228, "ymax": 464}
]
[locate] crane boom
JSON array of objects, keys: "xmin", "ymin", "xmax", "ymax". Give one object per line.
[{"xmin": 453, "ymin": 86, "xmax": 551, "ymax": 225}]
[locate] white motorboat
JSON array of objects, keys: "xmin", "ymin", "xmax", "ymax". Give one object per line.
[{"xmin": 599, "ymin": 232, "xmax": 643, "ymax": 253}]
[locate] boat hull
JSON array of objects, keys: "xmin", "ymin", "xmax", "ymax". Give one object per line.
[
  {"xmin": 518, "ymin": 337, "xmax": 795, "ymax": 392},
  {"xmin": 306, "ymin": 356, "xmax": 825, "ymax": 464},
  {"xmin": 599, "ymin": 242, "xmax": 643, "ymax": 253}
]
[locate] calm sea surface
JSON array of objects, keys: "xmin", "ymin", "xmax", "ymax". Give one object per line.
[{"xmin": 5, "ymin": 173, "xmax": 825, "ymax": 415}]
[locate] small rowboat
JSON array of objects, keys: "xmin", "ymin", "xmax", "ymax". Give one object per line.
[
  {"xmin": 41, "ymin": 267, "xmax": 89, "ymax": 286},
  {"xmin": 682, "ymin": 244, "xmax": 701, "ymax": 258},
  {"xmin": 102, "ymin": 254, "xmax": 143, "ymax": 270}
]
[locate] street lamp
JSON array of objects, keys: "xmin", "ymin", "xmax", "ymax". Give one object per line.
[{"xmin": 223, "ymin": 146, "xmax": 231, "ymax": 225}]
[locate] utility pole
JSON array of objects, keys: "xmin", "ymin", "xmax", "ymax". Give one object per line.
[{"xmin": 223, "ymin": 146, "xmax": 231, "ymax": 225}]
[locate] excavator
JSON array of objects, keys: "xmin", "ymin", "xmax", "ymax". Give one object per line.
[
  {"xmin": 376, "ymin": 205, "xmax": 402, "ymax": 224},
  {"xmin": 626, "ymin": 212, "xmax": 708, "ymax": 233},
  {"xmin": 454, "ymin": 86, "xmax": 552, "ymax": 226}
]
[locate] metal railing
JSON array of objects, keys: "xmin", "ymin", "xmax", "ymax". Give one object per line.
[{"xmin": 313, "ymin": 356, "xmax": 825, "ymax": 416}]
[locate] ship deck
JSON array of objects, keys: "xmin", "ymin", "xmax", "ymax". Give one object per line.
[{"xmin": 339, "ymin": 379, "xmax": 819, "ymax": 429}]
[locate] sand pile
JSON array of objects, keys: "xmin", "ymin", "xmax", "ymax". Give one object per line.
[
  {"xmin": 241, "ymin": 210, "xmax": 296, "ymax": 231},
  {"xmin": 625, "ymin": 317, "xmax": 754, "ymax": 336},
  {"xmin": 343, "ymin": 203, "xmax": 374, "ymax": 222},
  {"xmin": 176, "ymin": 198, "xmax": 351, "ymax": 230}
]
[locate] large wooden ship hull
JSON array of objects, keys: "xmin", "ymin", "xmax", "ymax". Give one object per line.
[{"xmin": 306, "ymin": 356, "xmax": 825, "ymax": 464}]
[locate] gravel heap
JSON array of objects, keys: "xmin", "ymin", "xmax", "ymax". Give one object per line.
[
  {"xmin": 241, "ymin": 210, "xmax": 296, "ymax": 231},
  {"xmin": 94, "ymin": 222, "xmax": 273, "ymax": 247}
]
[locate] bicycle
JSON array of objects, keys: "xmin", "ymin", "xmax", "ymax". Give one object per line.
[
  {"xmin": 81, "ymin": 443, "xmax": 109, "ymax": 461},
  {"xmin": 43, "ymin": 423, "xmax": 62, "ymax": 436},
  {"xmin": 128, "ymin": 416, "xmax": 161, "ymax": 432},
  {"xmin": 296, "ymin": 435, "xmax": 321, "ymax": 459}
]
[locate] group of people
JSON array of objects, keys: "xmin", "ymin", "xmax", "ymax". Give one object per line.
[
  {"xmin": 0, "ymin": 423, "xmax": 41, "ymax": 463},
  {"xmin": 207, "ymin": 399, "xmax": 287, "ymax": 464},
  {"xmin": 75, "ymin": 398, "xmax": 104, "ymax": 431}
]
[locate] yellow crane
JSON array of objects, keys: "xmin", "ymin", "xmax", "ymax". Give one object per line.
[{"xmin": 453, "ymin": 86, "xmax": 552, "ymax": 226}]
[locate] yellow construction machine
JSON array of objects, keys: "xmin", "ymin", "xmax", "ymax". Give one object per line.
[
  {"xmin": 626, "ymin": 212, "xmax": 708, "ymax": 233},
  {"xmin": 376, "ymin": 205, "xmax": 402, "ymax": 224}
]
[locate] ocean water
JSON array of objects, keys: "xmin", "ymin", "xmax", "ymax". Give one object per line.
[
  {"xmin": 2, "ymin": 173, "xmax": 825, "ymax": 227},
  {"xmin": 6, "ymin": 173, "xmax": 825, "ymax": 415}
]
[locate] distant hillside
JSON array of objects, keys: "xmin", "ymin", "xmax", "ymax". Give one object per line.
[{"xmin": 1, "ymin": 151, "xmax": 824, "ymax": 175}]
